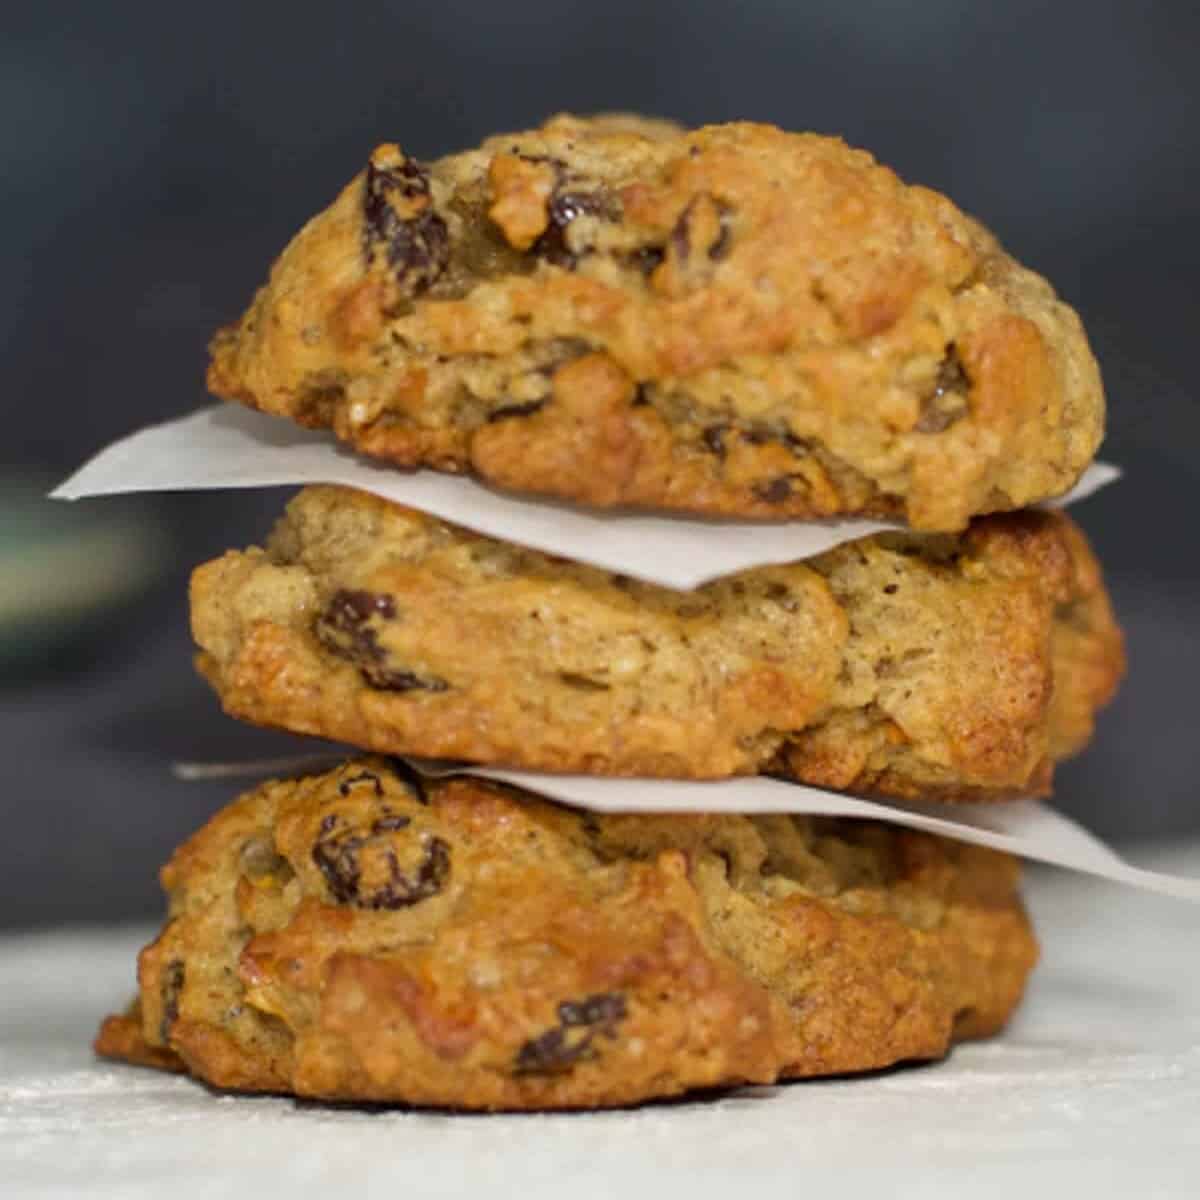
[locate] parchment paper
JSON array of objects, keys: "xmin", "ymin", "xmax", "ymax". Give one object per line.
[
  {"xmin": 53, "ymin": 405, "xmax": 1121, "ymax": 589},
  {"xmin": 173, "ymin": 756, "xmax": 1200, "ymax": 901}
]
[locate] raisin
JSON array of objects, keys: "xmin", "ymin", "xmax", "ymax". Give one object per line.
[
  {"xmin": 373, "ymin": 836, "xmax": 450, "ymax": 909},
  {"xmin": 487, "ymin": 398, "xmax": 547, "ymax": 422},
  {"xmin": 708, "ymin": 209, "xmax": 733, "ymax": 261},
  {"xmin": 311, "ymin": 822, "xmax": 362, "ymax": 905},
  {"xmin": 315, "ymin": 589, "xmax": 450, "ymax": 694},
  {"xmin": 669, "ymin": 194, "xmax": 734, "ymax": 263},
  {"xmin": 558, "ymin": 993, "xmax": 626, "ymax": 1028},
  {"xmin": 533, "ymin": 189, "xmax": 616, "ymax": 268},
  {"xmin": 915, "ymin": 344, "xmax": 970, "ymax": 433},
  {"xmin": 339, "ymin": 769, "xmax": 384, "ymax": 798},
  {"xmin": 364, "ymin": 667, "xmax": 449, "ymax": 693},
  {"xmin": 741, "ymin": 428, "xmax": 808, "ymax": 455},
  {"xmin": 312, "ymin": 812, "xmax": 450, "ymax": 910},
  {"xmin": 363, "ymin": 151, "xmax": 449, "ymax": 294},
  {"xmin": 764, "ymin": 581, "xmax": 797, "ymax": 612},
  {"xmin": 702, "ymin": 424, "xmax": 729, "ymax": 458},
  {"xmin": 514, "ymin": 1027, "xmax": 581, "ymax": 1073},
  {"xmin": 518, "ymin": 155, "xmax": 619, "ymax": 269},
  {"xmin": 753, "ymin": 476, "xmax": 799, "ymax": 504},
  {"xmin": 323, "ymin": 589, "xmax": 396, "ymax": 629},
  {"xmin": 372, "ymin": 813, "xmax": 412, "ymax": 833},
  {"xmin": 514, "ymin": 992, "xmax": 627, "ymax": 1074},
  {"xmin": 315, "ymin": 589, "xmax": 392, "ymax": 669},
  {"xmin": 669, "ymin": 202, "xmax": 694, "ymax": 261},
  {"xmin": 160, "ymin": 960, "xmax": 185, "ymax": 1043}
]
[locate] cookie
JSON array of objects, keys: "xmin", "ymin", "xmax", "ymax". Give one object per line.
[
  {"xmin": 207, "ymin": 114, "xmax": 1104, "ymax": 531},
  {"xmin": 191, "ymin": 486, "xmax": 1122, "ymax": 801},
  {"xmin": 95, "ymin": 758, "xmax": 1038, "ymax": 1109}
]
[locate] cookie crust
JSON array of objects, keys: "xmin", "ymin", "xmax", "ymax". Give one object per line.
[
  {"xmin": 207, "ymin": 115, "xmax": 1104, "ymax": 532},
  {"xmin": 96, "ymin": 759, "xmax": 1038, "ymax": 1109},
  {"xmin": 191, "ymin": 487, "xmax": 1123, "ymax": 800}
]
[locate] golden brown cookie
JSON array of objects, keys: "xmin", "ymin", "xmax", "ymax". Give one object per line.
[
  {"xmin": 208, "ymin": 114, "xmax": 1104, "ymax": 531},
  {"xmin": 191, "ymin": 486, "xmax": 1122, "ymax": 801},
  {"xmin": 95, "ymin": 758, "xmax": 1038, "ymax": 1109}
]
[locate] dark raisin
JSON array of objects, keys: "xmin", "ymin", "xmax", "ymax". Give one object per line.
[
  {"xmin": 883, "ymin": 584, "xmax": 899, "ymax": 595},
  {"xmin": 312, "ymin": 812, "xmax": 450, "ymax": 911},
  {"xmin": 315, "ymin": 590, "xmax": 389, "ymax": 665},
  {"xmin": 515, "ymin": 1027, "xmax": 582, "ymax": 1073},
  {"xmin": 669, "ymin": 195, "xmax": 734, "ymax": 264},
  {"xmin": 372, "ymin": 812, "xmax": 412, "ymax": 834},
  {"xmin": 935, "ymin": 344, "xmax": 969, "ymax": 395},
  {"xmin": 487, "ymin": 398, "xmax": 546, "ymax": 422},
  {"xmin": 558, "ymin": 672, "xmax": 611, "ymax": 692},
  {"xmin": 740, "ymin": 428, "xmax": 808, "ymax": 455},
  {"xmin": 708, "ymin": 207, "xmax": 733, "ymax": 261},
  {"xmin": 532, "ymin": 190, "xmax": 613, "ymax": 268},
  {"xmin": 753, "ymin": 476, "xmax": 797, "ymax": 504},
  {"xmin": 764, "ymin": 582, "xmax": 797, "ymax": 612},
  {"xmin": 324, "ymin": 589, "xmax": 396, "ymax": 630},
  {"xmin": 160, "ymin": 960, "xmax": 185, "ymax": 1043},
  {"xmin": 311, "ymin": 826, "xmax": 363, "ymax": 905},
  {"xmin": 551, "ymin": 191, "xmax": 610, "ymax": 227},
  {"xmin": 702, "ymin": 424, "xmax": 729, "ymax": 458},
  {"xmin": 915, "ymin": 344, "xmax": 970, "ymax": 433},
  {"xmin": 523, "ymin": 155, "xmax": 619, "ymax": 269},
  {"xmin": 369, "ymin": 836, "xmax": 450, "ymax": 909},
  {"xmin": 669, "ymin": 201, "xmax": 694, "ymax": 262},
  {"xmin": 315, "ymin": 589, "xmax": 450, "ymax": 694},
  {"xmin": 339, "ymin": 769, "xmax": 384, "ymax": 797},
  {"xmin": 558, "ymin": 993, "xmax": 627, "ymax": 1028},
  {"xmin": 362, "ymin": 666, "xmax": 450, "ymax": 693},
  {"xmin": 514, "ymin": 992, "xmax": 627, "ymax": 1074},
  {"xmin": 363, "ymin": 152, "xmax": 449, "ymax": 293},
  {"xmin": 631, "ymin": 384, "xmax": 651, "ymax": 407}
]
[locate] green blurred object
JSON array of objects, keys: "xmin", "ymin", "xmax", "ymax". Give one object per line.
[{"xmin": 0, "ymin": 473, "xmax": 171, "ymax": 672}]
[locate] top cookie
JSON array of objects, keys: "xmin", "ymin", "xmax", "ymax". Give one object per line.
[{"xmin": 208, "ymin": 115, "xmax": 1104, "ymax": 531}]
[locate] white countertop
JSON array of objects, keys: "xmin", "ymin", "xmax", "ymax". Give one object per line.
[{"xmin": 2, "ymin": 846, "xmax": 1198, "ymax": 1199}]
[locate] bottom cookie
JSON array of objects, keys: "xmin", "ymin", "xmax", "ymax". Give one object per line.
[{"xmin": 96, "ymin": 758, "xmax": 1037, "ymax": 1110}]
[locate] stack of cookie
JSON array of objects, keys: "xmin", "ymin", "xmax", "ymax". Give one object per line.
[{"xmin": 96, "ymin": 115, "xmax": 1123, "ymax": 1110}]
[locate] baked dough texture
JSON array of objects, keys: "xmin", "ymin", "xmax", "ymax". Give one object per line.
[
  {"xmin": 207, "ymin": 115, "xmax": 1104, "ymax": 531},
  {"xmin": 96, "ymin": 758, "xmax": 1038, "ymax": 1109},
  {"xmin": 191, "ymin": 486, "xmax": 1123, "ymax": 800}
]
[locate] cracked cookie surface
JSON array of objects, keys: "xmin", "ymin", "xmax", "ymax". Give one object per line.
[
  {"xmin": 190, "ymin": 486, "xmax": 1122, "ymax": 800},
  {"xmin": 207, "ymin": 114, "xmax": 1104, "ymax": 532},
  {"xmin": 96, "ymin": 758, "xmax": 1037, "ymax": 1109}
]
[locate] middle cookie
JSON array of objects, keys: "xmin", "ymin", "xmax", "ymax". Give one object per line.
[{"xmin": 192, "ymin": 486, "xmax": 1122, "ymax": 801}]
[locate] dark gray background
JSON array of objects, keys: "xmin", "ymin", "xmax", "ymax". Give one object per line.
[{"xmin": 4, "ymin": 1, "xmax": 1198, "ymax": 928}]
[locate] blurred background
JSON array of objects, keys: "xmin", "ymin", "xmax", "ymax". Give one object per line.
[{"xmin": 4, "ymin": 1, "xmax": 1197, "ymax": 927}]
